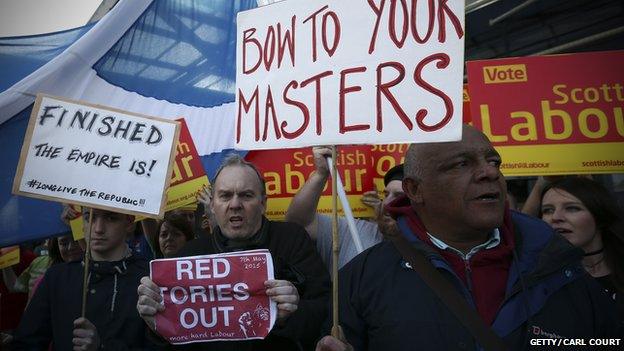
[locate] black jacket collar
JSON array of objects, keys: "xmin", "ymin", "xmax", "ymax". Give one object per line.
[{"xmin": 211, "ymin": 217, "xmax": 270, "ymax": 253}]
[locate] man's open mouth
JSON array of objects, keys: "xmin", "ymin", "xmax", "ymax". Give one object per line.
[
  {"xmin": 229, "ymin": 216, "xmax": 243, "ymax": 224},
  {"xmin": 474, "ymin": 192, "xmax": 500, "ymax": 201}
]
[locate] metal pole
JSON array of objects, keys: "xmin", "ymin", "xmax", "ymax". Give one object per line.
[
  {"xmin": 534, "ymin": 26, "xmax": 624, "ymax": 56},
  {"xmin": 489, "ymin": 0, "xmax": 539, "ymax": 26}
]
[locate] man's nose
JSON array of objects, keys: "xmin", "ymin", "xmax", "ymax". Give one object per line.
[
  {"xmin": 475, "ymin": 161, "xmax": 500, "ymax": 181},
  {"xmin": 229, "ymin": 195, "xmax": 242, "ymax": 209},
  {"xmin": 92, "ymin": 217, "xmax": 105, "ymax": 233}
]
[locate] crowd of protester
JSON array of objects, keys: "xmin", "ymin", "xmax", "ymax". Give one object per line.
[{"xmin": 1, "ymin": 125, "xmax": 623, "ymax": 350}]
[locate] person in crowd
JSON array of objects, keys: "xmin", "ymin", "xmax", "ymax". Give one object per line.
[
  {"xmin": 285, "ymin": 146, "xmax": 403, "ymax": 270},
  {"xmin": 316, "ymin": 125, "xmax": 620, "ymax": 351},
  {"xmin": 171, "ymin": 207, "xmax": 197, "ymax": 229},
  {"xmin": 13, "ymin": 208, "xmax": 156, "ymax": 350},
  {"xmin": 60, "ymin": 203, "xmax": 81, "ymax": 226},
  {"xmin": 157, "ymin": 211, "xmax": 195, "ymax": 258},
  {"xmin": 67, "ymin": 202, "xmax": 153, "ymax": 260},
  {"xmin": 137, "ymin": 154, "xmax": 330, "ymax": 350},
  {"xmin": 66, "ymin": 202, "xmax": 155, "ymax": 261},
  {"xmin": 2, "ymin": 240, "xmax": 53, "ymax": 300},
  {"xmin": 53, "ymin": 234, "xmax": 84, "ymax": 263},
  {"xmin": 0, "ymin": 247, "xmax": 35, "ymax": 347},
  {"xmin": 540, "ymin": 177, "xmax": 624, "ymax": 325},
  {"xmin": 2, "ymin": 234, "xmax": 83, "ymax": 299},
  {"xmin": 520, "ymin": 176, "xmax": 574, "ymax": 217},
  {"xmin": 199, "ymin": 211, "xmax": 213, "ymax": 235},
  {"xmin": 32, "ymin": 240, "xmax": 48, "ymax": 257},
  {"xmin": 140, "ymin": 205, "xmax": 200, "ymax": 259},
  {"xmin": 143, "ymin": 199, "xmax": 208, "ymax": 255},
  {"xmin": 360, "ymin": 163, "xmax": 405, "ymax": 239},
  {"xmin": 126, "ymin": 220, "xmax": 154, "ymax": 260},
  {"xmin": 197, "ymin": 184, "xmax": 216, "ymax": 235}
]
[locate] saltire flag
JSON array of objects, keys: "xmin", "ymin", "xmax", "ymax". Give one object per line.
[{"xmin": 0, "ymin": 0, "xmax": 257, "ymax": 246}]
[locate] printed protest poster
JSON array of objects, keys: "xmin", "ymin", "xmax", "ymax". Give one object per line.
[
  {"xmin": 462, "ymin": 84, "xmax": 472, "ymax": 124},
  {"xmin": 236, "ymin": 0, "xmax": 465, "ymax": 150},
  {"xmin": 467, "ymin": 51, "xmax": 624, "ymax": 176},
  {"xmin": 369, "ymin": 144, "xmax": 408, "ymax": 190},
  {"xmin": 12, "ymin": 94, "xmax": 180, "ymax": 217},
  {"xmin": 70, "ymin": 216, "xmax": 85, "ymax": 241},
  {"xmin": 246, "ymin": 144, "xmax": 412, "ymax": 220},
  {"xmin": 164, "ymin": 118, "xmax": 209, "ymax": 212},
  {"xmin": 150, "ymin": 249, "xmax": 276, "ymax": 344},
  {"xmin": 246, "ymin": 146, "xmax": 376, "ymax": 220},
  {"xmin": 61, "ymin": 204, "xmax": 85, "ymax": 240},
  {"xmin": 0, "ymin": 246, "xmax": 20, "ymax": 269}
]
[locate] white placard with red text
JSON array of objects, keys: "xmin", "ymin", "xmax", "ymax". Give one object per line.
[
  {"xmin": 150, "ymin": 250, "xmax": 276, "ymax": 344},
  {"xmin": 235, "ymin": 0, "xmax": 466, "ymax": 149}
]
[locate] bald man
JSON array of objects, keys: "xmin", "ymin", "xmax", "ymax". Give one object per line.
[{"xmin": 317, "ymin": 125, "xmax": 620, "ymax": 351}]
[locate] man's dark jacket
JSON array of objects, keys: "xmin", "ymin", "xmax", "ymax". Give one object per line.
[
  {"xmin": 337, "ymin": 210, "xmax": 620, "ymax": 350},
  {"xmin": 13, "ymin": 254, "xmax": 155, "ymax": 350},
  {"xmin": 166, "ymin": 218, "xmax": 330, "ymax": 351}
]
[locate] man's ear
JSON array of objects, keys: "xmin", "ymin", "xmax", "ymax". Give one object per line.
[{"xmin": 403, "ymin": 178, "xmax": 423, "ymax": 204}]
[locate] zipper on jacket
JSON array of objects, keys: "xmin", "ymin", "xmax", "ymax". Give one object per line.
[
  {"xmin": 463, "ymin": 258, "xmax": 473, "ymax": 294},
  {"xmin": 427, "ymin": 253, "xmax": 478, "ymax": 309}
]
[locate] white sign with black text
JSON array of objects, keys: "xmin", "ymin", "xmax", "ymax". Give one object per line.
[{"xmin": 13, "ymin": 94, "xmax": 180, "ymax": 217}]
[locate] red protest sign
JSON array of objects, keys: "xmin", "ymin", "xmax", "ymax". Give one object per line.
[
  {"xmin": 467, "ymin": 51, "xmax": 624, "ymax": 175},
  {"xmin": 150, "ymin": 250, "xmax": 276, "ymax": 344},
  {"xmin": 245, "ymin": 146, "xmax": 376, "ymax": 220},
  {"xmin": 170, "ymin": 118, "xmax": 207, "ymax": 188},
  {"xmin": 369, "ymin": 144, "xmax": 408, "ymax": 190},
  {"xmin": 246, "ymin": 144, "xmax": 414, "ymax": 220},
  {"xmin": 164, "ymin": 118, "xmax": 209, "ymax": 211},
  {"xmin": 462, "ymin": 84, "xmax": 472, "ymax": 124}
]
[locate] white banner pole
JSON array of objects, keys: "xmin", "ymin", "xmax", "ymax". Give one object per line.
[{"xmin": 326, "ymin": 157, "xmax": 364, "ymax": 253}]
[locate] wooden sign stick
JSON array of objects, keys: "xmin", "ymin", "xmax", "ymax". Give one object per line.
[
  {"xmin": 81, "ymin": 208, "xmax": 93, "ymax": 318},
  {"xmin": 330, "ymin": 146, "xmax": 344, "ymax": 339}
]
